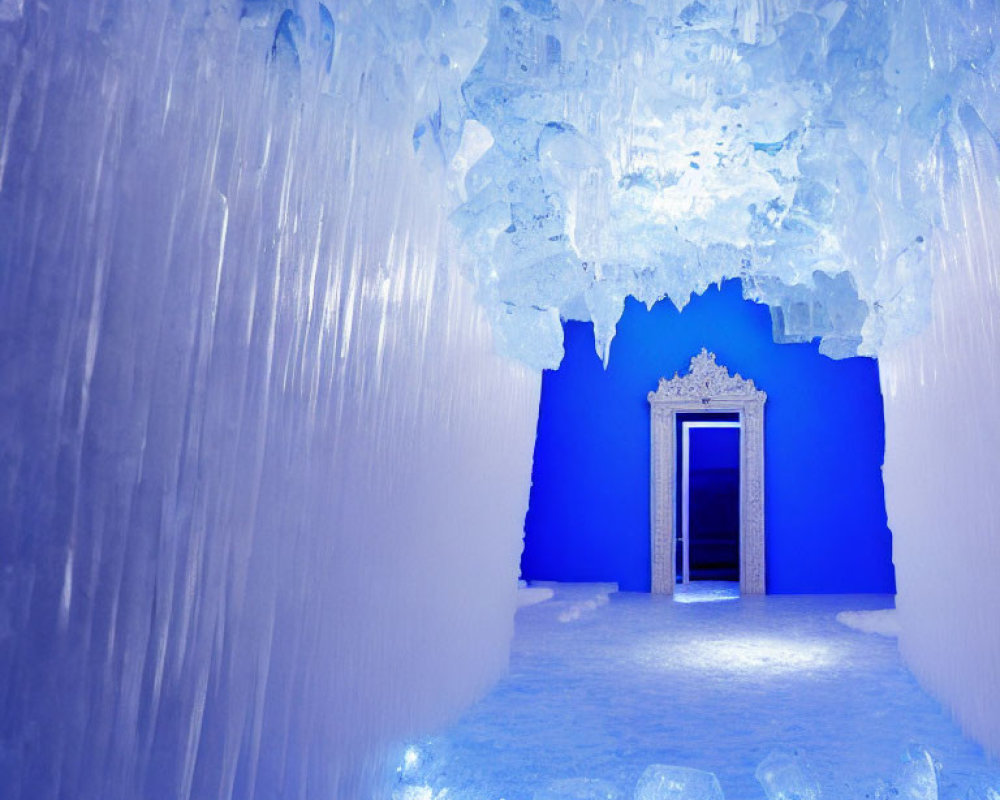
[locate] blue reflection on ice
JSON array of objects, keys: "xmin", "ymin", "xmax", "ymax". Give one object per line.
[
  {"xmin": 668, "ymin": 636, "xmax": 842, "ymax": 675},
  {"xmin": 673, "ymin": 581, "xmax": 740, "ymax": 604}
]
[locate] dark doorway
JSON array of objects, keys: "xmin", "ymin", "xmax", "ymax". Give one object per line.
[{"xmin": 676, "ymin": 413, "xmax": 740, "ymax": 583}]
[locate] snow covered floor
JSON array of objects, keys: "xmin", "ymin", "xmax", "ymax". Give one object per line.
[{"xmin": 386, "ymin": 584, "xmax": 1000, "ymax": 800}]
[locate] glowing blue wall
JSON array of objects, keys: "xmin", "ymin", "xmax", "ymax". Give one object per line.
[{"xmin": 521, "ymin": 280, "xmax": 895, "ymax": 594}]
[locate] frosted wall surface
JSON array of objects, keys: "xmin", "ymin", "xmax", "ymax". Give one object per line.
[
  {"xmin": 0, "ymin": 3, "xmax": 540, "ymax": 798},
  {"xmin": 880, "ymin": 102, "xmax": 1000, "ymax": 759}
]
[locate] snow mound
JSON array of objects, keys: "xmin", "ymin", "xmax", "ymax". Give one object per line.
[{"xmin": 836, "ymin": 609, "xmax": 901, "ymax": 638}]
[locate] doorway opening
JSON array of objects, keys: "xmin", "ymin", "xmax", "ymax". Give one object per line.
[
  {"xmin": 676, "ymin": 414, "xmax": 740, "ymax": 587},
  {"xmin": 648, "ymin": 349, "xmax": 766, "ymax": 595}
]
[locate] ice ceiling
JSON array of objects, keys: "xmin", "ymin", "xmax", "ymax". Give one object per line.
[{"xmin": 258, "ymin": 0, "xmax": 997, "ymax": 368}]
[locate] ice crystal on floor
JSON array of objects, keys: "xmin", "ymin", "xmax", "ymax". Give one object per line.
[
  {"xmin": 635, "ymin": 765, "xmax": 725, "ymax": 800},
  {"xmin": 755, "ymin": 750, "xmax": 822, "ymax": 800}
]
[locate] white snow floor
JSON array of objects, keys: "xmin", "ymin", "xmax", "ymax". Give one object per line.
[{"xmin": 385, "ymin": 583, "xmax": 1000, "ymax": 800}]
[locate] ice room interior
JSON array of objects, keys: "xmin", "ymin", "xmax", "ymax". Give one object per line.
[{"xmin": 1, "ymin": 1, "xmax": 999, "ymax": 799}]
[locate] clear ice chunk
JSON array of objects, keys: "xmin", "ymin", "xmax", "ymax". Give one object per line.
[
  {"xmin": 634, "ymin": 765, "xmax": 725, "ymax": 800},
  {"xmin": 754, "ymin": 750, "xmax": 822, "ymax": 800},
  {"xmin": 889, "ymin": 746, "xmax": 939, "ymax": 800}
]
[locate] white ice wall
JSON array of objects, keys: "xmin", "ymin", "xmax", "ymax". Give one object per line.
[
  {"xmin": 0, "ymin": 3, "xmax": 539, "ymax": 798},
  {"xmin": 881, "ymin": 107, "xmax": 1000, "ymax": 759}
]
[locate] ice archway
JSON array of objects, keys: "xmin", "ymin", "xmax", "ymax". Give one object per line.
[{"xmin": 0, "ymin": 1, "xmax": 998, "ymax": 797}]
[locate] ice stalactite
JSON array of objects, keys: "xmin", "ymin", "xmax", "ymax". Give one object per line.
[
  {"xmin": 450, "ymin": 0, "xmax": 937, "ymax": 367},
  {"xmin": 0, "ymin": 3, "xmax": 539, "ymax": 798}
]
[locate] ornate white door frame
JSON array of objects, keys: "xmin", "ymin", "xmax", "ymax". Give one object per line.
[{"xmin": 648, "ymin": 349, "xmax": 767, "ymax": 595}]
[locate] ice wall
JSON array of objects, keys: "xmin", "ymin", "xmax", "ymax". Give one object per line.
[
  {"xmin": 0, "ymin": 3, "xmax": 539, "ymax": 798},
  {"xmin": 880, "ymin": 103, "xmax": 1000, "ymax": 759}
]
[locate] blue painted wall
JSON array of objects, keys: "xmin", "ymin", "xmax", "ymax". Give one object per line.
[{"xmin": 521, "ymin": 280, "xmax": 896, "ymax": 593}]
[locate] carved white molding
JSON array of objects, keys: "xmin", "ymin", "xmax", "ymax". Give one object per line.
[{"xmin": 648, "ymin": 349, "xmax": 767, "ymax": 595}]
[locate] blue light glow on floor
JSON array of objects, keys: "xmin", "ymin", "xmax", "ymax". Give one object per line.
[{"xmin": 386, "ymin": 585, "xmax": 1000, "ymax": 800}]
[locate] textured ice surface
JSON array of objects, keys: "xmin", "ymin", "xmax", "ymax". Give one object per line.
[
  {"xmin": 444, "ymin": 0, "xmax": 1000, "ymax": 367},
  {"xmin": 0, "ymin": 0, "xmax": 21, "ymax": 22},
  {"xmin": 755, "ymin": 750, "xmax": 822, "ymax": 800},
  {"xmin": 0, "ymin": 3, "xmax": 540, "ymax": 798},
  {"xmin": 878, "ymin": 48, "xmax": 1000, "ymax": 759},
  {"xmin": 387, "ymin": 590, "xmax": 1000, "ymax": 800},
  {"xmin": 533, "ymin": 777, "xmax": 623, "ymax": 800},
  {"xmin": 393, "ymin": 787, "xmax": 451, "ymax": 800},
  {"xmin": 635, "ymin": 765, "xmax": 725, "ymax": 800}
]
